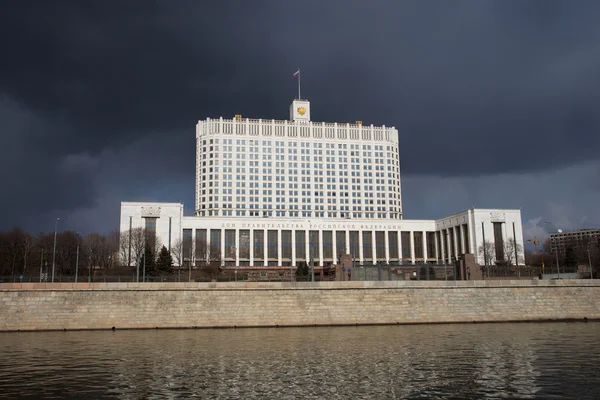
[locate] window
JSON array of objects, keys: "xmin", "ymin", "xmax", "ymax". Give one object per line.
[
  {"xmin": 254, "ymin": 230, "xmax": 264, "ymax": 260},
  {"xmin": 362, "ymin": 231, "xmax": 373, "ymax": 260},
  {"xmin": 323, "ymin": 231, "xmax": 333, "ymax": 259},
  {"xmin": 295, "ymin": 231, "xmax": 306, "ymax": 260}
]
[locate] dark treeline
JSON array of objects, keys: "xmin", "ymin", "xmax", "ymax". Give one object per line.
[{"xmin": 0, "ymin": 228, "xmax": 120, "ymax": 282}]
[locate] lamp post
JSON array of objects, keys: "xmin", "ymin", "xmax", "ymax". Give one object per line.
[
  {"xmin": 545, "ymin": 221, "xmax": 562, "ymax": 279},
  {"xmin": 51, "ymin": 217, "xmax": 60, "ymax": 283},
  {"xmin": 588, "ymin": 243, "xmax": 593, "ymax": 279},
  {"xmin": 75, "ymin": 232, "xmax": 80, "ymax": 283}
]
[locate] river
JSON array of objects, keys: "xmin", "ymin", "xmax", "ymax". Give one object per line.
[{"xmin": 0, "ymin": 322, "xmax": 598, "ymax": 399}]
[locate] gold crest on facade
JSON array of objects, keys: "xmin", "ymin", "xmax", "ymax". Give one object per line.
[{"xmin": 297, "ymin": 106, "xmax": 306, "ymax": 116}]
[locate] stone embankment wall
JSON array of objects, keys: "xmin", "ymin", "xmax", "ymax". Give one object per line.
[{"xmin": 1, "ymin": 280, "xmax": 599, "ymax": 332}]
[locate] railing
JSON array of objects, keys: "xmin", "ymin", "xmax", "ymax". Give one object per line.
[{"xmin": 196, "ymin": 118, "xmax": 399, "ymax": 144}]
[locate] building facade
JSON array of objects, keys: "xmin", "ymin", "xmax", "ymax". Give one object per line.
[
  {"xmin": 120, "ymin": 99, "xmax": 525, "ymax": 270},
  {"xmin": 195, "ymin": 100, "xmax": 402, "ymax": 219},
  {"xmin": 550, "ymin": 228, "xmax": 600, "ymax": 254}
]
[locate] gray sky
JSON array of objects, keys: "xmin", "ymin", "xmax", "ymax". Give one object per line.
[{"xmin": 2, "ymin": 1, "xmax": 599, "ymax": 242}]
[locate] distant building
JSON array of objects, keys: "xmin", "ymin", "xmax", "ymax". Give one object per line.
[
  {"xmin": 119, "ymin": 98, "xmax": 525, "ymax": 269},
  {"xmin": 550, "ymin": 229, "xmax": 600, "ymax": 254}
]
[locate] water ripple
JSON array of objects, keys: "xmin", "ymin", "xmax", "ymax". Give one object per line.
[{"xmin": 1, "ymin": 322, "xmax": 599, "ymax": 399}]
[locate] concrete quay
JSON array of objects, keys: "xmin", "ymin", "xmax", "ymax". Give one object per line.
[{"xmin": 1, "ymin": 280, "xmax": 599, "ymax": 332}]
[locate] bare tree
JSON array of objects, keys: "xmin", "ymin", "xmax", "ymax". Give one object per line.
[
  {"xmin": 7, "ymin": 228, "xmax": 23, "ymax": 278},
  {"xmin": 171, "ymin": 238, "xmax": 184, "ymax": 267},
  {"xmin": 478, "ymin": 240, "xmax": 495, "ymax": 266},
  {"xmin": 119, "ymin": 227, "xmax": 146, "ymax": 267},
  {"xmin": 504, "ymin": 238, "xmax": 524, "ymax": 276},
  {"xmin": 203, "ymin": 244, "xmax": 222, "ymax": 281},
  {"xmin": 85, "ymin": 233, "xmax": 114, "ymax": 271},
  {"xmin": 20, "ymin": 232, "xmax": 35, "ymax": 275}
]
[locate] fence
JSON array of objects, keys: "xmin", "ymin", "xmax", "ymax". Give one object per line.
[{"xmin": 0, "ymin": 263, "xmax": 565, "ymax": 284}]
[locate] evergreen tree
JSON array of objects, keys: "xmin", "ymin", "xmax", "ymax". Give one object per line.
[
  {"xmin": 140, "ymin": 244, "xmax": 157, "ymax": 281},
  {"xmin": 564, "ymin": 246, "xmax": 578, "ymax": 272},
  {"xmin": 296, "ymin": 261, "xmax": 308, "ymax": 280},
  {"xmin": 156, "ymin": 245, "xmax": 173, "ymax": 275}
]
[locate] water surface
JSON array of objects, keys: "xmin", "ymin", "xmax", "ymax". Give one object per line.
[{"xmin": 1, "ymin": 322, "xmax": 599, "ymax": 399}]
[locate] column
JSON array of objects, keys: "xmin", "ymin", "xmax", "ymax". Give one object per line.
[
  {"xmin": 384, "ymin": 230, "xmax": 390, "ymax": 264},
  {"xmin": 439, "ymin": 231, "xmax": 445, "ymax": 264},
  {"xmin": 220, "ymin": 229, "xmax": 225, "ymax": 266},
  {"xmin": 345, "ymin": 230, "xmax": 350, "ymax": 255},
  {"xmin": 191, "ymin": 229, "xmax": 197, "ymax": 266},
  {"xmin": 460, "ymin": 225, "xmax": 466, "ymax": 254},
  {"xmin": 278, "ymin": 229, "xmax": 282, "ymax": 266},
  {"xmin": 332, "ymin": 230, "xmax": 337, "ymax": 264},
  {"xmin": 305, "ymin": 229, "xmax": 310, "ymax": 261},
  {"xmin": 318, "ymin": 230, "xmax": 323, "ymax": 267},
  {"xmin": 446, "ymin": 229, "xmax": 452, "ymax": 264},
  {"xmin": 398, "ymin": 231, "xmax": 403, "ymax": 263},
  {"xmin": 410, "ymin": 231, "xmax": 415, "ymax": 265},
  {"xmin": 249, "ymin": 229, "xmax": 254, "ymax": 266},
  {"xmin": 291, "ymin": 229, "xmax": 296, "ymax": 266},
  {"xmin": 262, "ymin": 229, "xmax": 267, "ymax": 267},
  {"xmin": 423, "ymin": 231, "xmax": 428, "ymax": 262},
  {"xmin": 468, "ymin": 210, "xmax": 476, "ymax": 256},
  {"xmin": 358, "ymin": 230, "xmax": 364, "ymax": 264},
  {"xmin": 371, "ymin": 231, "xmax": 376, "ymax": 265},
  {"xmin": 235, "ymin": 228, "xmax": 239, "ymax": 266}
]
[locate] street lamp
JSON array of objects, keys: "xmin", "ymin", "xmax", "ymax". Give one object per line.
[
  {"xmin": 52, "ymin": 217, "xmax": 60, "ymax": 283},
  {"xmin": 544, "ymin": 221, "xmax": 562, "ymax": 279},
  {"xmin": 75, "ymin": 232, "xmax": 80, "ymax": 283},
  {"xmin": 588, "ymin": 243, "xmax": 594, "ymax": 279}
]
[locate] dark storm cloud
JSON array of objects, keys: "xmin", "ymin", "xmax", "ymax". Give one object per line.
[{"xmin": 1, "ymin": 1, "xmax": 600, "ymax": 232}]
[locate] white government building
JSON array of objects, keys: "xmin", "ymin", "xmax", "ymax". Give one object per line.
[{"xmin": 120, "ymin": 99, "xmax": 524, "ymax": 269}]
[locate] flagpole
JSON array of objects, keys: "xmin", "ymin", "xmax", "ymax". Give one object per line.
[{"xmin": 298, "ymin": 68, "xmax": 301, "ymax": 100}]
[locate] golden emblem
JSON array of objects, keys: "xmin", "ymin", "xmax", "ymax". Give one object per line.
[{"xmin": 297, "ymin": 106, "xmax": 306, "ymax": 116}]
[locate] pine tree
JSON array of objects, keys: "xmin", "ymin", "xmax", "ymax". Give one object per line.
[{"xmin": 156, "ymin": 245, "xmax": 173, "ymax": 275}]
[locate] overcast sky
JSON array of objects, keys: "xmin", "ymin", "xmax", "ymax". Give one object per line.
[{"xmin": 2, "ymin": 1, "xmax": 599, "ymax": 242}]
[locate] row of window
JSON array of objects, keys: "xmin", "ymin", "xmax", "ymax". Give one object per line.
[{"xmin": 201, "ymin": 138, "xmax": 394, "ymax": 152}]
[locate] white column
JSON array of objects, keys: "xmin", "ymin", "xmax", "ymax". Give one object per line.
[
  {"xmin": 249, "ymin": 229, "xmax": 254, "ymax": 266},
  {"xmin": 291, "ymin": 230, "xmax": 296, "ymax": 266},
  {"xmin": 358, "ymin": 231, "xmax": 364, "ymax": 264},
  {"xmin": 398, "ymin": 231, "xmax": 403, "ymax": 263},
  {"xmin": 410, "ymin": 231, "xmax": 415, "ymax": 264},
  {"xmin": 468, "ymin": 210, "xmax": 476, "ymax": 256},
  {"xmin": 434, "ymin": 231, "xmax": 439, "ymax": 262},
  {"xmin": 460, "ymin": 225, "xmax": 466, "ymax": 254},
  {"xmin": 385, "ymin": 230, "xmax": 390, "ymax": 263},
  {"xmin": 263, "ymin": 229, "xmax": 268, "ymax": 266},
  {"xmin": 318, "ymin": 230, "xmax": 323, "ymax": 267},
  {"xmin": 235, "ymin": 228, "xmax": 239, "ymax": 266},
  {"xmin": 278, "ymin": 229, "xmax": 282, "ymax": 266},
  {"xmin": 220, "ymin": 229, "xmax": 225, "ymax": 266},
  {"xmin": 423, "ymin": 231, "xmax": 428, "ymax": 262},
  {"xmin": 446, "ymin": 229, "xmax": 452, "ymax": 264},
  {"xmin": 332, "ymin": 230, "xmax": 337, "ymax": 263},
  {"xmin": 345, "ymin": 230, "xmax": 350, "ymax": 255},
  {"xmin": 305, "ymin": 230, "xmax": 310, "ymax": 261},
  {"xmin": 191, "ymin": 229, "xmax": 196, "ymax": 266},
  {"xmin": 371, "ymin": 231, "xmax": 376, "ymax": 265}
]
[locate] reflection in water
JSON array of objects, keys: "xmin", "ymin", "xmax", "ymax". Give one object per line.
[{"xmin": 0, "ymin": 322, "xmax": 599, "ymax": 399}]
